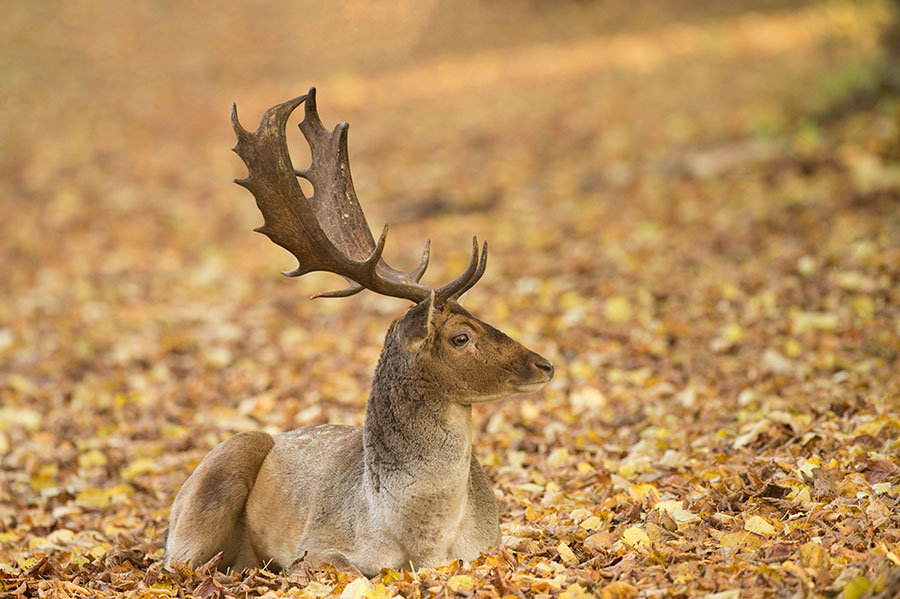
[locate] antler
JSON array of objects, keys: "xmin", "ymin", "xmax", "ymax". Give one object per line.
[{"xmin": 231, "ymin": 88, "xmax": 486, "ymax": 305}]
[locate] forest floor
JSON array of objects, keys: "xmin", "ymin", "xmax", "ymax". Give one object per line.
[{"xmin": 2, "ymin": 1, "xmax": 900, "ymax": 597}]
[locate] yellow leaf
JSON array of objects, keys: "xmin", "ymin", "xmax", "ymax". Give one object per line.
[
  {"xmin": 711, "ymin": 323, "xmax": 743, "ymax": 351},
  {"xmin": 835, "ymin": 271, "xmax": 874, "ymax": 292},
  {"xmin": 76, "ymin": 488, "xmax": 110, "ymax": 509},
  {"xmin": 340, "ymin": 577, "xmax": 376, "ymax": 599},
  {"xmin": 601, "ymin": 581, "xmax": 638, "ymax": 599},
  {"xmin": 379, "ymin": 569, "xmax": 402, "ymax": 585},
  {"xmin": 797, "ymin": 456, "xmax": 820, "ymax": 478},
  {"xmin": 580, "ymin": 516, "xmax": 603, "ymax": 531},
  {"xmin": 720, "ymin": 532, "xmax": 763, "ymax": 549},
  {"xmin": 792, "ymin": 486, "xmax": 813, "ymax": 506},
  {"xmin": 796, "ymin": 255, "xmax": 817, "ymax": 277},
  {"xmin": 744, "ymin": 516, "xmax": 776, "ymax": 536},
  {"xmin": 121, "ymin": 457, "xmax": 157, "ymax": 479},
  {"xmin": 571, "ymin": 508, "xmax": 592, "ymax": 521},
  {"xmin": 28, "ymin": 536, "xmax": 49, "ymax": 550},
  {"xmin": 783, "ymin": 338, "xmax": 803, "ymax": 357},
  {"xmin": 30, "ymin": 474, "xmax": 57, "ymax": 492},
  {"xmin": 851, "ymin": 420, "xmax": 885, "ymax": 437},
  {"xmin": 617, "ymin": 464, "xmax": 637, "ymax": 478},
  {"xmin": 577, "ymin": 462, "xmax": 596, "ymax": 474},
  {"xmin": 654, "ymin": 500, "xmax": 700, "ymax": 525},
  {"xmin": 78, "ymin": 449, "xmax": 108, "ymax": 469},
  {"xmin": 621, "ymin": 526, "xmax": 650, "ymax": 547},
  {"xmin": 557, "ymin": 542, "xmax": 578, "ymax": 564},
  {"xmin": 149, "ymin": 583, "xmax": 177, "ymax": 596},
  {"xmin": 47, "ymin": 529, "xmax": 75, "ymax": 545},
  {"xmin": 305, "ymin": 582, "xmax": 334, "ymax": 598},
  {"xmin": 604, "ymin": 295, "xmax": 632, "ymax": 324},
  {"xmin": 547, "ymin": 448, "xmax": 570, "ymax": 468},
  {"xmin": 372, "ymin": 584, "xmax": 391, "ymax": 599},
  {"xmin": 791, "ymin": 311, "xmax": 838, "ymax": 334},
  {"xmin": 570, "ymin": 387, "xmax": 607, "ymax": 410},
  {"xmin": 7, "ymin": 374, "xmax": 38, "ymax": 395},
  {"xmin": 882, "ymin": 543, "xmax": 900, "ymax": 567},
  {"xmin": 843, "ymin": 576, "xmax": 871, "ymax": 599},
  {"xmin": 0, "ymin": 406, "xmax": 41, "ymax": 432},
  {"xmin": 872, "ymin": 482, "xmax": 893, "ymax": 495},
  {"xmin": 629, "ymin": 484, "xmax": 659, "ymax": 503},
  {"xmin": 447, "ymin": 575, "xmax": 475, "ymax": 593},
  {"xmin": 799, "ymin": 541, "xmax": 828, "ymax": 569},
  {"xmin": 0, "ymin": 531, "xmax": 17, "ymax": 544},
  {"xmin": 722, "ymin": 323, "xmax": 743, "ymax": 343},
  {"xmin": 518, "ymin": 483, "xmax": 544, "ymax": 494},
  {"xmin": 851, "ymin": 296, "xmax": 874, "ymax": 320},
  {"xmin": 560, "ymin": 583, "xmax": 592, "ymax": 599}
]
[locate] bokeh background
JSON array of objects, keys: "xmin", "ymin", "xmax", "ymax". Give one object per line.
[{"xmin": 2, "ymin": 1, "xmax": 899, "ymax": 596}]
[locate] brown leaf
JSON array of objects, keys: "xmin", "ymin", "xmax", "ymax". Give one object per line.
[
  {"xmin": 195, "ymin": 551, "xmax": 224, "ymax": 577},
  {"xmin": 192, "ymin": 577, "xmax": 224, "ymax": 599},
  {"xmin": 862, "ymin": 459, "xmax": 898, "ymax": 484}
]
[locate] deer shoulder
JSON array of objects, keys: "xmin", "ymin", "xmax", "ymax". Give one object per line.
[{"xmin": 165, "ymin": 89, "xmax": 552, "ymax": 577}]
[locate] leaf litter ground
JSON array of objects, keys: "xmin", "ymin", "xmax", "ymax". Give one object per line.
[{"xmin": 1, "ymin": 1, "xmax": 900, "ymax": 598}]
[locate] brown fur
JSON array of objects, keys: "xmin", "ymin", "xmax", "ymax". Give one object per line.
[{"xmin": 166, "ymin": 431, "xmax": 274, "ymax": 570}]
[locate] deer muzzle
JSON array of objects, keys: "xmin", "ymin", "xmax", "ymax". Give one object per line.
[{"xmin": 512, "ymin": 351, "xmax": 554, "ymax": 392}]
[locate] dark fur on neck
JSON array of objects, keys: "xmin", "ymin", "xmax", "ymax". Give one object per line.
[{"xmin": 363, "ymin": 327, "xmax": 472, "ymax": 493}]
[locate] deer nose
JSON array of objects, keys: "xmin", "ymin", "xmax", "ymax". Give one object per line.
[{"xmin": 534, "ymin": 360, "xmax": 554, "ymax": 379}]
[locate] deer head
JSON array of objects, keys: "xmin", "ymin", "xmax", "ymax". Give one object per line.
[
  {"xmin": 231, "ymin": 89, "xmax": 553, "ymax": 403},
  {"xmin": 388, "ymin": 297, "xmax": 553, "ymax": 404}
]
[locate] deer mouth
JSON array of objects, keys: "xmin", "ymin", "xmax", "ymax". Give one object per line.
[{"xmin": 513, "ymin": 381, "xmax": 549, "ymax": 393}]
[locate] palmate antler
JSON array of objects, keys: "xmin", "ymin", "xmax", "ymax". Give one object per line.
[{"xmin": 231, "ymin": 88, "xmax": 487, "ymax": 305}]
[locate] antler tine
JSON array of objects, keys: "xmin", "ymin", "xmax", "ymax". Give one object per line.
[
  {"xmin": 316, "ymin": 237, "xmax": 431, "ymax": 299},
  {"xmin": 449, "ymin": 241, "xmax": 488, "ymax": 301},
  {"xmin": 434, "ymin": 237, "xmax": 484, "ymax": 304},
  {"xmin": 400, "ymin": 239, "xmax": 431, "ymax": 284}
]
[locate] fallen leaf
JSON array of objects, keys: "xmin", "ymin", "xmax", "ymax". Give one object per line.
[
  {"xmin": 557, "ymin": 542, "xmax": 578, "ymax": 564},
  {"xmin": 602, "ymin": 580, "xmax": 638, "ymax": 599},
  {"xmin": 621, "ymin": 527, "xmax": 650, "ymax": 547},
  {"xmin": 585, "ymin": 532, "xmax": 614, "ymax": 552},
  {"xmin": 447, "ymin": 575, "xmax": 475, "ymax": 593},
  {"xmin": 604, "ymin": 295, "xmax": 632, "ymax": 324},
  {"xmin": 579, "ymin": 515, "xmax": 603, "ymax": 530},
  {"xmin": 842, "ymin": 576, "xmax": 871, "ymax": 599},
  {"xmin": 799, "ymin": 541, "xmax": 828, "ymax": 569},
  {"xmin": 341, "ymin": 577, "xmax": 376, "ymax": 599},
  {"xmin": 744, "ymin": 516, "xmax": 777, "ymax": 536}
]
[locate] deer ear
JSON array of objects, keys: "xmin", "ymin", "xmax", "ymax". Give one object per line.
[{"xmin": 396, "ymin": 291, "xmax": 435, "ymax": 348}]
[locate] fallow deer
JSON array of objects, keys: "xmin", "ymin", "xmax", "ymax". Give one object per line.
[{"xmin": 164, "ymin": 89, "xmax": 553, "ymax": 577}]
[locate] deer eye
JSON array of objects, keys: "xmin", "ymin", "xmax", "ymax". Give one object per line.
[{"xmin": 450, "ymin": 333, "xmax": 470, "ymax": 347}]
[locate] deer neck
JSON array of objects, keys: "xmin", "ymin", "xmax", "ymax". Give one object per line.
[{"xmin": 363, "ymin": 343, "xmax": 473, "ymax": 494}]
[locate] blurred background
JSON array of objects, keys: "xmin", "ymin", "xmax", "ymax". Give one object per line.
[{"xmin": 1, "ymin": 0, "xmax": 899, "ymax": 593}]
